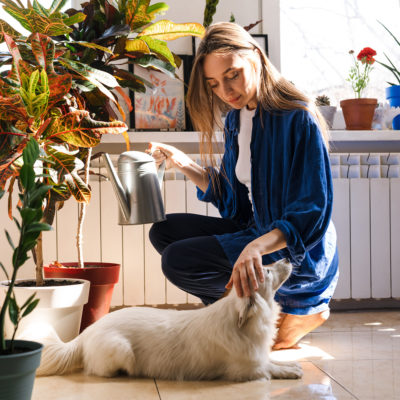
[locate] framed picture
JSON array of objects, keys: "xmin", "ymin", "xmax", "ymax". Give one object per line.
[
  {"xmin": 131, "ymin": 55, "xmax": 193, "ymax": 131},
  {"xmin": 251, "ymin": 34, "xmax": 268, "ymax": 56}
]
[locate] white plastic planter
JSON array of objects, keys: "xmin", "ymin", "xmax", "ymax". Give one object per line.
[{"xmin": 0, "ymin": 278, "xmax": 90, "ymax": 342}]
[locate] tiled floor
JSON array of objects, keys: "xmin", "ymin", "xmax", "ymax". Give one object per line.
[{"xmin": 32, "ymin": 310, "xmax": 400, "ymax": 400}]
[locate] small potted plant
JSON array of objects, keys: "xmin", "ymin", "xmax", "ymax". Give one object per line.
[
  {"xmin": 0, "ymin": 138, "xmax": 51, "ymax": 400},
  {"xmin": 340, "ymin": 47, "xmax": 378, "ymax": 130},
  {"xmin": 376, "ymin": 21, "xmax": 400, "ymax": 129},
  {"xmin": 315, "ymin": 95, "xmax": 336, "ymax": 129}
]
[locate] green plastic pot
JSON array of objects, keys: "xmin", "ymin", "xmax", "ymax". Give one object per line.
[{"xmin": 0, "ymin": 340, "xmax": 43, "ymax": 400}]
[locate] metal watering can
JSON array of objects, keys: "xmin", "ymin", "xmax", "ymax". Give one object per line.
[{"xmin": 102, "ymin": 152, "xmax": 166, "ymax": 225}]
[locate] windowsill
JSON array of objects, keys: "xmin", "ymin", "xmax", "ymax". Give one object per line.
[{"xmin": 96, "ymin": 130, "xmax": 400, "ymax": 154}]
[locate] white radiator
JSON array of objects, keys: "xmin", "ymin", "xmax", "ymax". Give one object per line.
[
  {"xmin": 1, "ymin": 154, "xmax": 400, "ymax": 307},
  {"xmin": 331, "ymin": 153, "xmax": 400, "ymax": 301}
]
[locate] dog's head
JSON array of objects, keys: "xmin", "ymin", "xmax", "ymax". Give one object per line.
[
  {"xmin": 237, "ymin": 259, "xmax": 292, "ymax": 328},
  {"xmin": 258, "ymin": 258, "xmax": 292, "ymax": 295}
]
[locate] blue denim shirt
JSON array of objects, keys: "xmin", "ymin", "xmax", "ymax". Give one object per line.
[{"xmin": 197, "ymin": 106, "xmax": 339, "ymax": 314}]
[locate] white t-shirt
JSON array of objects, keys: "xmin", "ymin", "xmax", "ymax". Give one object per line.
[{"xmin": 235, "ymin": 107, "xmax": 256, "ymax": 205}]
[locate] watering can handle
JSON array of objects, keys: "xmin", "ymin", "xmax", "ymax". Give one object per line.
[
  {"xmin": 157, "ymin": 160, "xmax": 166, "ymax": 190},
  {"xmin": 149, "ymin": 148, "xmax": 166, "ymax": 190}
]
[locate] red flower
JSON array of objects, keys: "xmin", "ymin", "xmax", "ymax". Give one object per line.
[{"xmin": 357, "ymin": 47, "xmax": 377, "ymax": 65}]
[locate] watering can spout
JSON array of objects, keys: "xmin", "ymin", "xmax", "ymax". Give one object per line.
[
  {"xmin": 102, "ymin": 152, "xmax": 166, "ymax": 225},
  {"xmin": 102, "ymin": 153, "xmax": 131, "ymax": 221}
]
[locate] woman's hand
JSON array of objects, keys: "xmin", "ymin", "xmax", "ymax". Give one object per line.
[
  {"xmin": 225, "ymin": 242, "xmax": 265, "ymax": 297},
  {"xmin": 226, "ymin": 228, "xmax": 287, "ymax": 297},
  {"xmin": 146, "ymin": 142, "xmax": 193, "ymax": 170}
]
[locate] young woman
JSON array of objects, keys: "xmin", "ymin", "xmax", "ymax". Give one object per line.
[{"xmin": 148, "ymin": 22, "xmax": 338, "ymax": 350}]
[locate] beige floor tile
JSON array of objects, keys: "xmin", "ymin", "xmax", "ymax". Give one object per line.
[
  {"xmin": 32, "ymin": 374, "xmax": 159, "ymax": 400},
  {"xmin": 314, "ymin": 359, "xmax": 400, "ymax": 400},
  {"xmin": 156, "ymin": 362, "xmax": 357, "ymax": 400},
  {"xmin": 313, "ymin": 310, "xmax": 400, "ymax": 333},
  {"xmin": 303, "ymin": 330, "xmax": 400, "ymax": 360}
]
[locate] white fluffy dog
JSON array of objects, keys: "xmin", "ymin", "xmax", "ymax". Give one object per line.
[{"xmin": 37, "ymin": 259, "xmax": 302, "ymax": 381}]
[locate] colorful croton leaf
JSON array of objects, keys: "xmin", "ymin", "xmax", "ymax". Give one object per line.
[
  {"xmin": 43, "ymin": 109, "xmax": 128, "ymax": 148},
  {"xmin": 45, "ymin": 143, "xmax": 91, "ymax": 203},
  {"xmin": 0, "ymin": 0, "xmax": 86, "ymax": 39},
  {"xmin": 0, "ymin": 19, "xmax": 20, "ymax": 41},
  {"xmin": 0, "ymin": 32, "xmax": 128, "ymax": 214}
]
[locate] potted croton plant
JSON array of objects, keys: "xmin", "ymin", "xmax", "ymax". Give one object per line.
[
  {"xmin": 0, "ymin": 138, "xmax": 53, "ymax": 400},
  {"xmin": 376, "ymin": 21, "xmax": 400, "ymax": 130},
  {"xmin": 0, "ymin": 27, "xmax": 128, "ymax": 339},
  {"xmin": 340, "ymin": 47, "xmax": 378, "ymax": 130},
  {"xmin": 0, "ymin": 0, "xmax": 205, "ymax": 331}
]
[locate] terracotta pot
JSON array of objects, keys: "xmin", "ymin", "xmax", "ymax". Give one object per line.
[
  {"xmin": 340, "ymin": 98, "xmax": 377, "ymax": 130},
  {"xmin": 44, "ymin": 262, "xmax": 120, "ymax": 332}
]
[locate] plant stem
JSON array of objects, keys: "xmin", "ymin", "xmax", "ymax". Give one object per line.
[
  {"xmin": 77, "ymin": 148, "xmax": 92, "ymax": 268},
  {"xmin": 35, "ymin": 233, "xmax": 44, "ymax": 286},
  {"xmin": 0, "ymin": 269, "xmax": 17, "ymax": 352}
]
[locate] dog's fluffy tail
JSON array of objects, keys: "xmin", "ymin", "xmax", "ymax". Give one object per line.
[{"xmin": 36, "ymin": 328, "xmax": 82, "ymax": 376}]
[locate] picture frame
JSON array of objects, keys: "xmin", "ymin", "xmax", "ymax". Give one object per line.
[
  {"xmin": 130, "ymin": 55, "xmax": 193, "ymax": 131},
  {"xmin": 251, "ymin": 34, "xmax": 269, "ymax": 56}
]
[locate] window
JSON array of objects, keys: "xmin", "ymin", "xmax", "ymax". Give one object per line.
[{"xmin": 280, "ymin": 0, "xmax": 400, "ymax": 105}]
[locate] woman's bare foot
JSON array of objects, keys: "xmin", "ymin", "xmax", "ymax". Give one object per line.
[{"xmin": 272, "ymin": 309, "xmax": 330, "ymax": 350}]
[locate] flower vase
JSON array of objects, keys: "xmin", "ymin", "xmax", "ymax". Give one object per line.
[{"xmin": 340, "ymin": 98, "xmax": 377, "ymax": 130}]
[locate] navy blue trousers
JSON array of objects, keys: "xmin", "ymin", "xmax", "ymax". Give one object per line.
[{"xmin": 149, "ymin": 213, "xmax": 244, "ymax": 305}]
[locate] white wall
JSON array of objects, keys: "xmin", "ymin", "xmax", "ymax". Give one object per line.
[{"xmin": 157, "ymin": 0, "xmax": 281, "ymax": 69}]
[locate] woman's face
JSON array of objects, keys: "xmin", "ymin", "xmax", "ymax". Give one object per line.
[{"xmin": 203, "ymin": 51, "xmax": 259, "ymax": 110}]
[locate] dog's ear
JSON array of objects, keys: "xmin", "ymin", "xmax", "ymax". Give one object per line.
[
  {"xmin": 237, "ymin": 295, "xmax": 255, "ymax": 328},
  {"xmin": 271, "ymin": 259, "xmax": 292, "ymax": 290}
]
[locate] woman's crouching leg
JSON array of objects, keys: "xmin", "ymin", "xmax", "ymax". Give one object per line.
[{"xmin": 161, "ymin": 236, "xmax": 233, "ymax": 305}]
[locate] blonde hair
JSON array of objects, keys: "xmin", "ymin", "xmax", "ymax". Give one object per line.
[{"xmin": 186, "ymin": 22, "xmax": 329, "ymax": 174}]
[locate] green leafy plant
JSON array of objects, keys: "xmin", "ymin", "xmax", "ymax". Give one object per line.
[
  {"xmin": 346, "ymin": 47, "xmax": 377, "ymax": 98},
  {"xmin": 0, "ymin": 31, "xmax": 128, "ymax": 283},
  {"xmin": 203, "ymin": 0, "xmax": 219, "ymax": 28},
  {"xmin": 0, "ymin": 0, "xmax": 205, "ymax": 123},
  {"xmin": 376, "ymin": 21, "xmax": 400, "ymax": 86},
  {"xmin": 0, "ymin": 138, "xmax": 52, "ymax": 354}
]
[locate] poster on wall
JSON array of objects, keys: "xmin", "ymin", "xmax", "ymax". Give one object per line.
[{"xmin": 133, "ymin": 64, "xmax": 186, "ymax": 131}]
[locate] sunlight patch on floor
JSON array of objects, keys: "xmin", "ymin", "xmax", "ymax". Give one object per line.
[{"xmin": 270, "ymin": 343, "xmax": 335, "ymax": 362}]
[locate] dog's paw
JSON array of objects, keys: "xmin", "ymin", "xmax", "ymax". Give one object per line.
[{"xmin": 269, "ymin": 361, "xmax": 303, "ymax": 379}]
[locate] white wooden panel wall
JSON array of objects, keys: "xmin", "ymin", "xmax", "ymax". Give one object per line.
[
  {"xmin": 390, "ymin": 179, "xmax": 400, "ymax": 297},
  {"xmin": 56, "ymin": 199, "xmax": 78, "ymax": 262},
  {"xmin": 99, "ymin": 167, "xmax": 123, "ymax": 306},
  {"xmin": 331, "ymin": 179, "xmax": 351, "ymax": 299},
  {"xmin": 82, "ymin": 168, "xmax": 101, "ymax": 262},
  {"xmin": 164, "ymin": 179, "xmax": 188, "ymax": 304},
  {"xmin": 370, "ymin": 179, "xmax": 391, "ymax": 298},
  {"xmin": 185, "ymin": 181, "xmax": 206, "ymax": 304},
  {"xmin": 123, "ymin": 224, "xmax": 144, "ymax": 305},
  {"xmin": 349, "ymin": 179, "xmax": 371, "ymax": 299}
]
